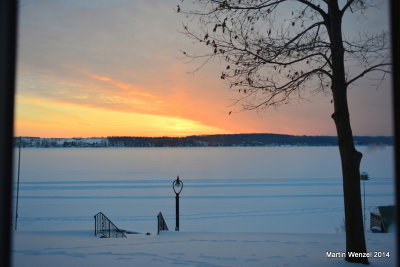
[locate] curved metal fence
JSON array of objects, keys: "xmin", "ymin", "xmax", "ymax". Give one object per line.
[{"xmin": 94, "ymin": 212, "xmax": 126, "ymax": 238}]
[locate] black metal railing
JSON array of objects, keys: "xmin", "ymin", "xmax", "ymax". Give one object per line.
[
  {"xmin": 157, "ymin": 212, "xmax": 169, "ymax": 234},
  {"xmin": 94, "ymin": 212, "xmax": 126, "ymax": 238}
]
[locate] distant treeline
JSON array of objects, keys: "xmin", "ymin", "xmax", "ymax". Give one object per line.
[
  {"xmin": 107, "ymin": 134, "xmax": 392, "ymax": 147},
  {"xmin": 14, "ymin": 134, "xmax": 392, "ymax": 148}
]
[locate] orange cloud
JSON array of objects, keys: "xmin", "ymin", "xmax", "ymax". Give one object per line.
[
  {"xmin": 90, "ymin": 74, "xmax": 113, "ymax": 82},
  {"xmin": 15, "ymin": 96, "xmax": 231, "ymax": 138},
  {"xmin": 89, "ymin": 72, "xmax": 156, "ymax": 99},
  {"xmin": 115, "ymin": 83, "xmax": 155, "ymax": 98}
]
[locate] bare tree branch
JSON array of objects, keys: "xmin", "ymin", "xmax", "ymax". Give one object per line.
[
  {"xmin": 340, "ymin": 0, "xmax": 356, "ymax": 15},
  {"xmin": 346, "ymin": 63, "xmax": 391, "ymax": 86},
  {"xmin": 295, "ymin": 0, "xmax": 328, "ymax": 19}
]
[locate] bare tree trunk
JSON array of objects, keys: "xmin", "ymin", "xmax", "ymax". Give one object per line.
[{"xmin": 328, "ymin": 1, "xmax": 368, "ymax": 264}]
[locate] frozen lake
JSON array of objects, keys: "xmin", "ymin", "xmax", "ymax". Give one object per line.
[{"xmin": 13, "ymin": 146, "xmax": 394, "ymax": 233}]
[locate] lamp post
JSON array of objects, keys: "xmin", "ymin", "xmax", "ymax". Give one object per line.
[{"xmin": 172, "ymin": 176, "xmax": 183, "ymax": 231}]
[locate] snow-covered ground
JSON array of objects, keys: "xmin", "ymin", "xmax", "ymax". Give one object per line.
[
  {"xmin": 13, "ymin": 230, "xmax": 395, "ymax": 266},
  {"xmin": 11, "ymin": 146, "xmax": 396, "ymax": 266}
]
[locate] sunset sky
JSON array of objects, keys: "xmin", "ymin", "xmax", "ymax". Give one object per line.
[{"xmin": 15, "ymin": 0, "xmax": 393, "ymax": 138}]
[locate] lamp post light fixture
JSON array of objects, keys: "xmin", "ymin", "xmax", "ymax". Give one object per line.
[{"xmin": 172, "ymin": 176, "xmax": 183, "ymax": 231}]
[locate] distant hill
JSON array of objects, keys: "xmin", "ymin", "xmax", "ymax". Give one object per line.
[{"xmin": 15, "ymin": 134, "xmax": 392, "ymax": 148}]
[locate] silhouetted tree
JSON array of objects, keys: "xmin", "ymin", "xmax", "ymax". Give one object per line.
[{"xmin": 178, "ymin": 0, "xmax": 391, "ymax": 264}]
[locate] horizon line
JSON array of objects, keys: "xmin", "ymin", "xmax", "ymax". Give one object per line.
[{"xmin": 14, "ymin": 133, "xmax": 394, "ymax": 139}]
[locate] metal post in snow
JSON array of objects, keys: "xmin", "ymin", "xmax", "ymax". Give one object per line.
[
  {"xmin": 176, "ymin": 194, "xmax": 179, "ymax": 231},
  {"xmin": 14, "ymin": 136, "xmax": 21, "ymax": 231}
]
